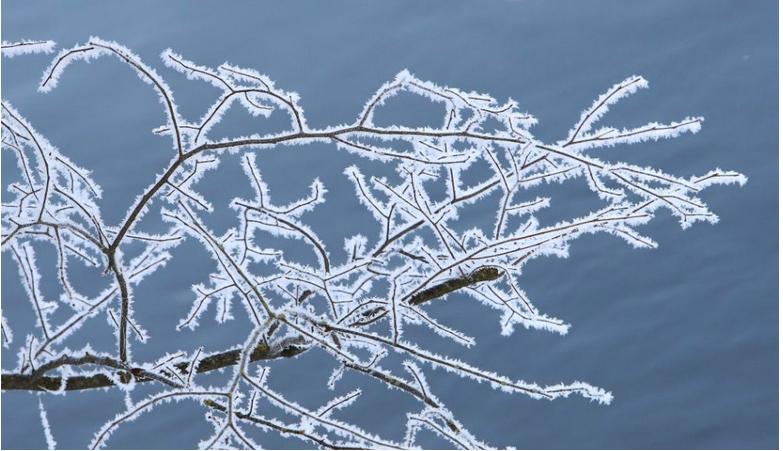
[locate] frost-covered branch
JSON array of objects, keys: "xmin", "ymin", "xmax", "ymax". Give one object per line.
[
  {"xmin": 0, "ymin": 38, "xmax": 745, "ymax": 449},
  {"xmin": 0, "ymin": 335, "xmax": 310, "ymax": 392}
]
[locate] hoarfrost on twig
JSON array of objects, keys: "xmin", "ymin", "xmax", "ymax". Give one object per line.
[{"xmin": 1, "ymin": 38, "xmax": 745, "ymax": 449}]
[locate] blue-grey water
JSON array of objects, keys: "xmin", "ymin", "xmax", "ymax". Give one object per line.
[{"xmin": 1, "ymin": 2, "xmax": 777, "ymax": 449}]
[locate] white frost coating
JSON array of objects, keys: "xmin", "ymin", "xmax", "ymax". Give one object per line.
[
  {"xmin": 38, "ymin": 39, "xmax": 107, "ymax": 93},
  {"xmin": 316, "ymin": 389, "xmax": 363, "ymax": 419},
  {"xmin": 467, "ymin": 282, "xmax": 571, "ymax": 336},
  {"xmin": 162, "ymin": 51, "xmax": 277, "ymax": 143},
  {"xmin": 1, "ymin": 40, "xmax": 56, "ymax": 58},
  {"xmin": 3, "ymin": 40, "xmax": 746, "ymax": 449},
  {"xmin": 327, "ymin": 365, "xmax": 347, "ymax": 390},
  {"xmin": 407, "ymin": 406, "xmax": 487, "ymax": 450},
  {"xmin": 38, "ymin": 399, "xmax": 57, "ymax": 450},
  {"xmin": 216, "ymin": 62, "xmax": 307, "ymax": 132},
  {"xmin": 563, "ymin": 75, "xmax": 649, "ymax": 144},
  {"xmin": 403, "ymin": 303, "xmax": 476, "ymax": 347},
  {"xmin": 10, "ymin": 243, "xmax": 58, "ymax": 341},
  {"xmin": 566, "ymin": 117, "xmax": 704, "ymax": 153},
  {"xmin": 1, "ymin": 313, "xmax": 12, "ymax": 348},
  {"xmin": 163, "ymin": 157, "xmax": 221, "ymax": 211},
  {"xmin": 161, "ymin": 49, "xmax": 229, "ymax": 89}
]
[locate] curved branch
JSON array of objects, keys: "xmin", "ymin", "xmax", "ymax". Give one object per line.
[{"xmin": 87, "ymin": 40, "xmax": 184, "ymax": 157}]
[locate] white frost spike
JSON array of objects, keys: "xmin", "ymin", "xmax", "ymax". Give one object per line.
[
  {"xmin": 2, "ymin": 40, "xmax": 56, "ymax": 58},
  {"xmin": 38, "ymin": 398, "xmax": 57, "ymax": 450}
]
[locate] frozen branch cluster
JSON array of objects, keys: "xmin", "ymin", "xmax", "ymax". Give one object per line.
[{"xmin": 1, "ymin": 38, "xmax": 745, "ymax": 449}]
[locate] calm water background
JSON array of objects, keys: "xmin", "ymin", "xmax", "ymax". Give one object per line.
[{"xmin": 1, "ymin": 1, "xmax": 777, "ymax": 449}]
